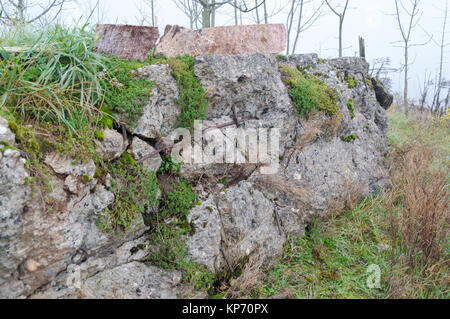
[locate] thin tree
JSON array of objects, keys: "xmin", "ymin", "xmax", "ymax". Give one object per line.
[
  {"xmin": 431, "ymin": 0, "xmax": 449, "ymax": 113},
  {"xmin": 194, "ymin": 0, "xmax": 266, "ymax": 28},
  {"xmin": 136, "ymin": 0, "xmax": 157, "ymax": 26},
  {"xmin": 172, "ymin": 0, "xmax": 203, "ymax": 29},
  {"xmin": 246, "ymin": 0, "xmax": 286, "ymax": 25},
  {"xmin": 287, "ymin": 0, "xmax": 325, "ymax": 56},
  {"xmin": 0, "ymin": 0, "xmax": 72, "ymax": 25},
  {"xmin": 325, "ymin": 0, "xmax": 349, "ymax": 58},
  {"xmin": 393, "ymin": 0, "xmax": 431, "ymax": 116}
]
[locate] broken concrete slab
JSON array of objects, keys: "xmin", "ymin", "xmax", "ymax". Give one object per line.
[
  {"xmin": 94, "ymin": 24, "xmax": 159, "ymax": 61},
  {"xmin": 154, "ymin": 24, "xmax": 286, "ymax": 58}
]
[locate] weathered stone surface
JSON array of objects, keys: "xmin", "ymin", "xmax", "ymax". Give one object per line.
[
  {"xmin": 178, "ymin": 53, "xmax": 297, "ymax": 183},
  {"xmin": 186, "ymin": 181, "xmax": 284, "ymax": 272},
  {"xmin": 185, "ymin": 54, "xmax": 391, "ymax": 271},
  {"xmin": 0, "ymin": 149, "xmax": 150, "ymax": 298},
  {"xmin": 193, "ymin": 54, "xmax": 296, "ymax": 143},
  {"xmin": 0, "ymin": 117, "xmax": 15, "ymax": 145},
  {"xmin": 131, "ymin": 64, "xmax": 180, "ymax": 138},
  {"xmin": 154, "ymin": 24, "xmax": 286, "ymax": 58},
  {"xmin": 44, "ymin": 153, "xmax": 96, "ymax": 178},
  {"xmin": 179, "ymin": 116, "xmax": 256, "ymax": 184},
  {"xmin": 129, "ymin": 137, "xmax": 162, "ymax": 172},
  {"xmin": 186, "ymin": 196, "xmax": 222, "ymax": 272},
  {"xmin": 32, "ymin": 261, "xmax": 184, "ymax": 299},
  {"xmin": 94, "ymin": 24, "xmax": 159, "ymax": 61},
  {"xmin": 94, "ymin": 128, "xmax": 126, "ymax": 161},
  {"xmin": 247, "ymin": 54, "xmax": 390, "ymax": 230},
  {"xmin": 30, "ymin": 237, "xmax": 185, "ymax": 299}
]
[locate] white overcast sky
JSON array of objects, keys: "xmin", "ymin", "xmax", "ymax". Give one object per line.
[{"xmin": 61, "ymin": 0, "xmax": 449, "ymax": 100}]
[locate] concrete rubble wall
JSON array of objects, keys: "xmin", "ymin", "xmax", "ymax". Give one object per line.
[{"xmin": 0, "ymin": 52, "xmax": 392, "ymax": 298}]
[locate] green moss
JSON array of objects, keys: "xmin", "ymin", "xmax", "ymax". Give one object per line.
[
  {"xmin": 169, "ymin": 56, "xmax": 207, "ymax": 130},
  {"xmin": 0, "ymin": 140, "xmax": 19, "ymax": 151},
  {"xmin": 158, "ymin": 156, "xmax": 181, "ymax": 174},
  {"xmin": 341, "ymin": 134, "xmax": 357, "ymax": 142},
  {"xmin": 277, "ymin": 54, "xmax": 288, "ymax": 61},
  {"xmin": 345, "ymin": 75, "xmax": 357, "ymax": 89},
  {"xmin": 100, "ymin": 56, "xmax": 155, "ymax": 127},
  {"xmin": 97, "ymin": 160, "xmax": 159, "ymax": 233},
  {"xmin": 146, "ymin": 178, "xmax": 215, "ymax": 291},
  {"xmin": 280, "ymin": 65, "xmax": 340, "ymax": 118},
  {"xmin": 118, "ymin": 152, "xmax": 135, "ymax": 166},
  {"xmin": 94, "ymin": 129, "xmax": 104, "ymax": 141},
  {"xmin": 81, "ymin": 174, "xmax": 90, "ymax": 184},
  {"xmin": 347, "ymin": 99, "xmax": 355, "ymax": 120}
]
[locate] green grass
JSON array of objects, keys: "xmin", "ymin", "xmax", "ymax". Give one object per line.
[{"xmin": 263, "ymin": 199, "xmax": 391, "ymax": 299}]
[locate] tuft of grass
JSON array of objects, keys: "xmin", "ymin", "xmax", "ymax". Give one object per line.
[
  {"xmin": 1, "ymin": 24, "xmax": 106, "ymax": 134},
  {"xmin": 280, "ymin": 65, "xmax": 340, "ymax": 118}
]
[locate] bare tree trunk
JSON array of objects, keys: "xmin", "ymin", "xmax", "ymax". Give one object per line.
[
  {"xmin": 433, "ymin": 0, "xmax": 448, "ymax": 113},
  {"xmin": 202, "ymin": 2, "xmax": 211, "ymax": 28},
  {"xmin": 338, "ymin": 17, "xmax": 343, "ymax": 57},
  {"xmin": 404, "ymin": 45, "xmax": 409, "ymax": 115},
  {"xmin": 234, "ymin": 0, "xmax": 238, "ymax": 25},
  {"xmin": 211, "ymin": 0, "xmax": 216, "ymax": 27},
  {"xmin": 0, "ymin": 0, "xmax": 70, "ymax": 25},
  {"xmin": 255, "ymin": 0, "xmax": 260, "ymax": 24},
  {"xmin": 151, "ymin": 0, "xmax": 155, "ymax": 26},
  {"xmin": 263, "ymin": 0, "xmax": 268, "ymax": 24},
  {"xmin": 325, "ymin": 0, "xmax": 350, "ymax": 58},
  {"xmin": 286, "ymin": 0, "xmax": 296, "ymax": 55},
  {"xmin": 394, "ymin": 0, "xmax": 426, "ymax": 116},
  {"xmin": 17, "ymin": 0, "xmax": 25, "ymax": 24},
  {"xmin": 292, "ymin": 0, "xmax": 304, "ymax": 55}
]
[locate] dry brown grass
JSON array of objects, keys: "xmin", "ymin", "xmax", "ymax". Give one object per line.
[
  {"xmin": 225, "ymin": 254, "xmax": 266, "ymax": 299},
  {"xmin": 388, "ymin": 142, "xmax": 449, "ymax": 268},
  {"xmin": 384, "ymin": 108, "xmax": 449, "ymax": 298}
]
